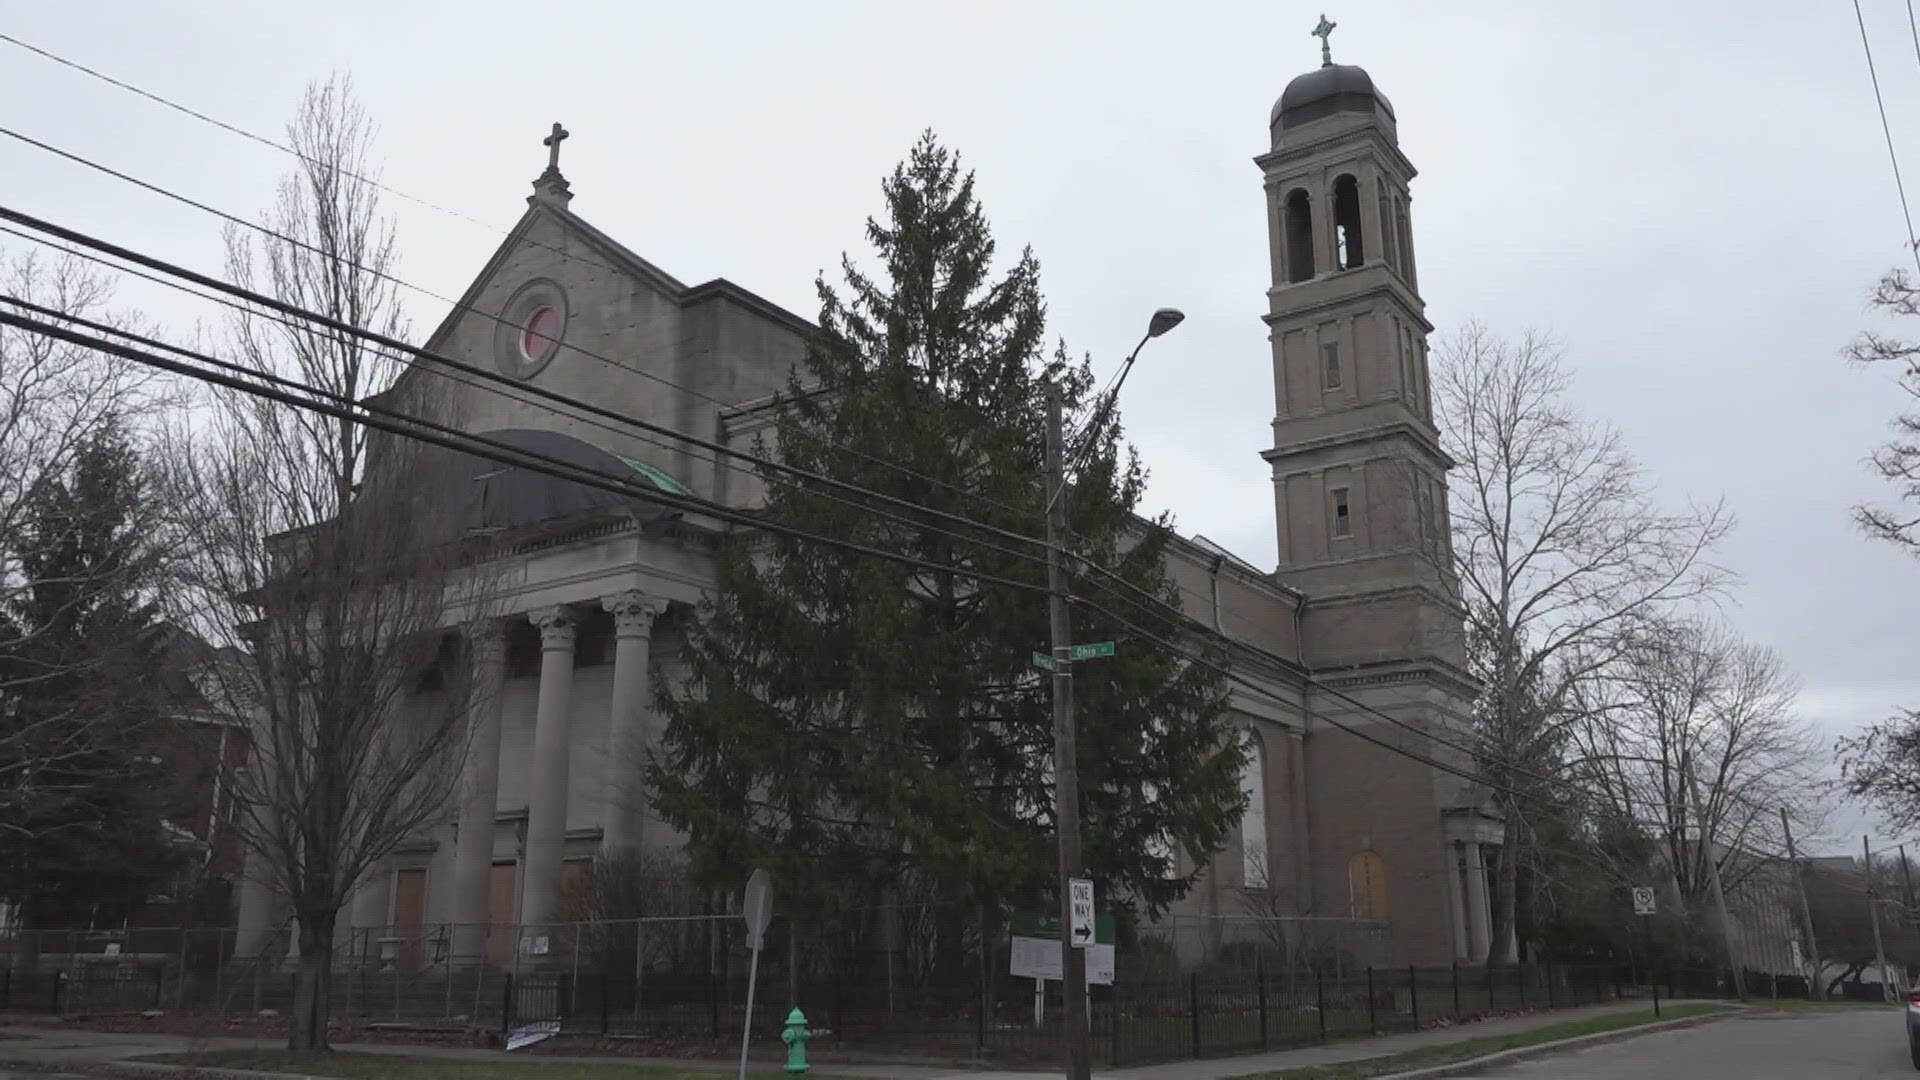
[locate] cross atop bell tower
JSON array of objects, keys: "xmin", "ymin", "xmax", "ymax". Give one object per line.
[
  {"xmin": 1256, "ymin": 47, "xmax": 1461, "ymax": 671},
  {"xmin": 530, "ymin": 121, "xmax": 574, "ymax": 209},
  {"xmin": 1311, "ymin": 14, "xmax": 1337, "ymax": 67}
]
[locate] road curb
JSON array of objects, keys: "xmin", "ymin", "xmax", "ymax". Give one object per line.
[{"xmin": 1371, "ymin": 1007, "xmax": 1744, "ymax": 1079}]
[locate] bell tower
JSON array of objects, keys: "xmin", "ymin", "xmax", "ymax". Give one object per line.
[{"xmin": 1258, "ymin": 36, "xmax": 1461, "ymax": 673}]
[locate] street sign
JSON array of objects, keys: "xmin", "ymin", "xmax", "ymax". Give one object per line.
[
  {"xmin": 1069, "ymin": 641, "xmax": 1116, "ymax": 660},
  {"xmin": 743, "ymin": 869, "xmax": 773, "ymax": 951},
  {"xmin": 1069, "ymin": 878, "xmax": 1095, "ymax": 948},
  {"xmin": 739, "ymin": 868, "xmax": 772, "ymax": 1080},
  {"xmin": 1631, "ymin": 886, "xmax": 1657, "ymax": 917},
  {"xmin": 1031, "ymin": 651, "xmax": 1058, "ymax": 672}
]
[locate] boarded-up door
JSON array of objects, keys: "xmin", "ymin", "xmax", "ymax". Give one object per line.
[
  {"xmin": 395, "ymin": 868, "xmax": 428, "ymax": 971},
  {"xmin": 487, "ymin": 862, "xmax": 516, "ymax": 968}
]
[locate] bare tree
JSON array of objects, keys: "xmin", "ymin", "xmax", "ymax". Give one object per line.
[
  {"xmin": 162, "ymin": 75, "xmax": 494, "ymax": 1052},
  {"xmin": 1431, "ymin": 322, "xmax": 1732, "ymax": 963},
  {"xmin": 1571, "ymin": 619, "xmax": 1819, "ymax": 913},
  {"xmin": 1847, "ymin": 269, "xmax": 1920, "ymax": 551},
  {"xmin": 1839, "ymin": 270, "xmax": 1920, "ymax": 838}
]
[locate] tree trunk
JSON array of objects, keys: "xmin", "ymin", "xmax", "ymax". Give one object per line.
[
  {"xmin": 1486, "ymin": 815, "xmax": 1522, "ymax": 965},
  {"xmin": 288, "ymin": 909, "xmax": 337, "ymax": 1051}
]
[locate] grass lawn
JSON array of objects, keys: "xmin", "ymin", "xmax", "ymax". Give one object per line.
[
  {"xmin": 139, "ymin": 1049, "xmax": 846, "ymax": 1079},
  {"xmin": 1230, "ymin": 1004, "xmax": 1734, "ymax": 1080},
  {"xmin": 1753, "ymin": 996, "xmax": 1900, "ymax": 1011}
]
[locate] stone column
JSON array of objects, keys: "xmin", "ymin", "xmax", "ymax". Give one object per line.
[
  {"xmin": 519, "ymin": 606, "xmax": 578, "ymax": 930},
  {"xmin": 601, "ymin": 592, "xmax": 667, "ymax": 857},
  {"xmin": 1464, "ymin": 841, "xmax": 1492, "ymax": 963},
  {"xmin": 1448, "ymin": 841, "xmax": 1471, "ymax": 962},
  {"xmin": 448, "ymin": 621, "xmax": 507, "ymax": 963}
]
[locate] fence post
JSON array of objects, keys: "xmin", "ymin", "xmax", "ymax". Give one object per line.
[
  {"xmin": 176, "ymin": 930, "xmax": 189, "ymax": 1011},
  {"xmin": 1409, "ymin": 965, "xmax": 1418, "ymax": 1029},
  {"xmin": 1546, "ymin": 962, "xmax": 1555, "ymax": 1008},
  {"xmin": 1516, "ymin": 962, "xmax": 1526, "ymax": 1008},
  {"xmin": 1109, "ymin": 986, "xmax": 1122, "ymax": 1067},
  {"xmin": 1316, "ymin": 967, "xmax": 1328, "ymax": 1042},
  {"xmin": 1366, "ymin": 967, "xmax": 1376, "ymax": 1033},
  {"xmin": 500, "ymin": 971, "xmax": 513, "ymax": 1040},
  {"xmin": 708, "ymin": 967, "xmax": 720, "ymax": 1037},
  {"xmin": 1257, "ymin": 954, "xmax": 1268, "ymax": 1050},
  {"xmin": 155, "ymin": 965, "xmax": 165, "ymax": 1009},
  {"xmin": 1652, "ymin": 969, "xmax": 1660, "ymax": 1018},
  {"xmin": 1188, "ymin": 972, "xmax": 1200, "ymax": 1058},
  {"xmin": 51, "ymin": 970, "xmax": 62, "ymax": 1016},
  {"xmin": 1451, "ymin": 962, "xmax": 1460, "ymax": 1018},
  {"xmin": 1485, "ymin": 962, "xmax": 1494, "ymax": 1012},
  {"xmin": 1, "ymin": 968, "xmax": 9, "ymax": 1012},
  {"xmin": 600, "ymin": 972, "xmax": 609, "ymax": 1035}
]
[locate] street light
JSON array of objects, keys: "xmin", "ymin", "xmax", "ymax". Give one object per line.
[
  {"xmin": 1044, "ymin": 306, "xmax": 1182, "ymax": 1080},
  {"xmin": 1047, "ymin": 307, "xmax": 1185, "ymax": 514}
]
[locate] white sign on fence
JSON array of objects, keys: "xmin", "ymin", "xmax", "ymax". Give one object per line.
[
  {"xmin": 1631, "ymin": 887, "xmax": 1657, "ymax": 917},
  {"xmin": 505, "ymin": 1019, "xmax": 559, "ymax": 1051},
  {"xmin": 1009, "ymin": 934, "xmax": 1115, "ymax": 986}
]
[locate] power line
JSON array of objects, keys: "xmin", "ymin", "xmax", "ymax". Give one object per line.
[
  {"xmin": 0, "ymin": 305, "xmax": 1054, "ymax": 599},
  {"xmin": 1853, "ymin": 0, "xmax": 1920, "ymax": 276},
  {"xmin": 0, "ymin": 203, "xmax": 1057, "ymax": 562},
  {"xmin": 0, "ymin": 32, "xmax": 644, "ymax": 285},
  {"xmin": 0, "ymin": 223, "xmax": 1066, "ymax": 586},
  {"xmin": 0, "ymin": 123, "xmax": 1047, "ymax": 528}
]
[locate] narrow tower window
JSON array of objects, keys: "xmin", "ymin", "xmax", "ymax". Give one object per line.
[
  {"xmin": 1322, "ymin": 342, "xmax": 1342, "ymax": 391},
  {"xmin": 1332, "ymin": 487, "xmax": 1353, "ymax": 539},
  {"xmin": 1333, "ymin": 174, "xmax": 1365, "ymax": 270},
  {"xmin": 1284, "ymin": 189, "xmax": 1315, "ymax": 284}
]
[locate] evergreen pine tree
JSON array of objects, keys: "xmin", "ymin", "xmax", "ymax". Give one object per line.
[
  {"xmin": 649, "ymin": 135, "xmax": 1243, "ymax": 919},
  {"xmin": 0, "ymin": 419, "xmax": 183, "ymax": 925}
]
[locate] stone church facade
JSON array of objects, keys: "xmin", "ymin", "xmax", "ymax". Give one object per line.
[{"xmin": 234, "ymin": 52, "xmax": 1504, "ymax": 967}]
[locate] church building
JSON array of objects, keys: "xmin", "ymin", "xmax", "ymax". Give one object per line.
[{"xmin": 234, "ymin": 41, "xmax": 1503, "ymax": 968}]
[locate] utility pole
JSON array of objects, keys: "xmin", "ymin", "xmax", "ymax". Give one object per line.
[
  {"xmin": 1780, "ymin": 809, "xmax": 1823, "ymax": 999},
  {"xmin": 1867, "ymin": 835, "xmax": 1895, "ymax": 1003},
  {"xmin": 1045, "ymin": 383, "xmax": 1091, "ymax": 1080},
  {"xmin": 1684, "ymin": 765, "xmax": 1745, "ymax": 1000},
  {"xmin": 1900, "ymin": 845, "xmax": 1916, "ymax": 914}
]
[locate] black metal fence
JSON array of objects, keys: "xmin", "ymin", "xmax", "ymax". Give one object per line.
[{"xmin": 0, "ymin": 916, "xmax": 1808, "ymax": 1070}]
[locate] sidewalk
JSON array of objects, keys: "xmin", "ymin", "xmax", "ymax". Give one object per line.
[{"xmin": 0, "ymin": 1000, "xmax": 1726, "ymax": 1080}]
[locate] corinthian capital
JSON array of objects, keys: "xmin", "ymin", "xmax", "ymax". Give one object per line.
[
  {"xmin": 603, "ymin": 591, "xmax": 668, "ymax": 638},
  {"xmin": 529, "ymin": 606, "xmax": 577, "ymax": 651}
]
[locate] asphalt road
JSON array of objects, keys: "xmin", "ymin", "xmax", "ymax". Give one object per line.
[{"xmin": 1456, "ymin": 1007, "xmax": 1913, "ymax": 1078}]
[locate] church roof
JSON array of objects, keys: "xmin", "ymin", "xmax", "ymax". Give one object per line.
[
  {"xmin": 423, "ymin": 428, "xmax": 686, "ymax": 536},
  {"xmin": 1270, "ymin": 63, "xmax": 1394, "ymax": 131}
]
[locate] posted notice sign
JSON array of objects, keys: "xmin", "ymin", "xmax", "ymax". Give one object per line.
[
  {"xmin": 1010, "ymin": 935, "xmax": 1115, "ymax": 987},
  {"xmin": 1008, "ymin": 909, "xmax": 1116, "ymax": 987},
  {"xmin": 1631, "ymin": 887, "xmax": 1657, "ymax": 916}
]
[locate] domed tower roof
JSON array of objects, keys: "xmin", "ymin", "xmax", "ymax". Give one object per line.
[{"xmin": 1269, "ymin": 63, "xmax": 1395, "ymax": 132}]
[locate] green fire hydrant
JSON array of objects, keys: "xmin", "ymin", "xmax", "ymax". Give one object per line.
[{"xmin": 781, "ymin": 1007, "xmax": 811, "ymax": 1073}]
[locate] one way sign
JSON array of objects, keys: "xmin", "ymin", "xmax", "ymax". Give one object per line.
[{"xmin": 1068, "ymin": 878, "xmax": 1095, "ymax": 948}]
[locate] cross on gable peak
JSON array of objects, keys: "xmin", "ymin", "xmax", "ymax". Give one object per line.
[
  {"xmin": 530, "ymin": 120, "xmax": 574, "ymax": 209},
  {"xmin": 543, "ymin": 122, "xmax": 570, "ymax": 174}
]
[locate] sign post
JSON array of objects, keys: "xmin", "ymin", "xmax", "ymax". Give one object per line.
[
  {"xmin": 738, "ymin": 869, "xmax": 773, "ymax": 1080},
  {"xmin": 1631, "ymin": 887, "xmax": 1658, "ymax": 1016}
]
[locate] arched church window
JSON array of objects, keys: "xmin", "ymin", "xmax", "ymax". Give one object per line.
[
  {"xmin": 1284, "ymin": 189, "xmax": 1315, "ymax": 284},
  {"xmin": 1241, "ymin": 733, "xmax": 1270, "ymax": 889},
  {"xmin": 1333, "ymin": 174, "xmax": 1365, "ymax": 271},
  {"xmin": 1348, "ymin": 850, "xmax": 1388, "ymax": 918}
]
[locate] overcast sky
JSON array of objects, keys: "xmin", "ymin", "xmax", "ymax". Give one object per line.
[{"xmin": 4, "ymin": 1, "xmax": 1918, "ymax": 855}]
